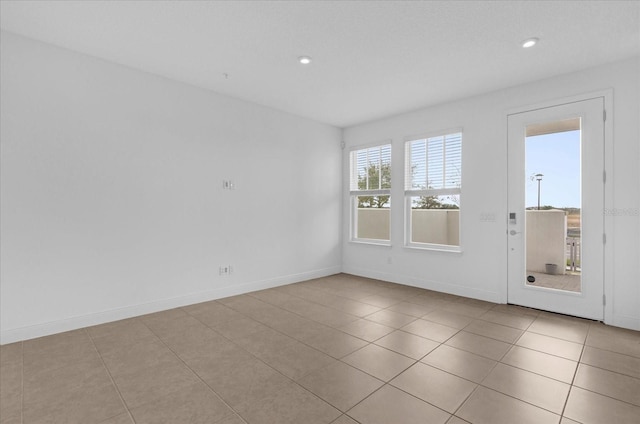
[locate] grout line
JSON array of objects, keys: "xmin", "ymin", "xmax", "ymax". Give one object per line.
[
  {"xmin": 19, "ymin": 275, "xmax": 635, "ymax": 423},
  {"xmin": 340, "ymin": 382, "xmax": 390, "ymax": 420},
  {"xmin": 524, "ymin": 328, "xmax": 588, "ymax": 345},
  {"xmin": 477, "ymin": 367, "xmax": 566, "ymax": 417},
  {"xmin": 499, "ymin": 345, "xmax": 578, "ymax": 385},
  {"xmin": 84, "ymin": 328, "xmax": 137, "ymax": 424},
  {"xmin": 205, "ymin": 319, "xmax": 358, "ymax": 414},
  {"xmin": 566, "ymin": 382, "xmax": 640, "ymax": 409},
  {"xmin": 571, "ymin": 330, "xmax": 640, "ymax": 409},
  {"xmin": 559, "ymin": 341, "xmax": 587, "ymax": 420},
  {"xmin": 138, "ymin": 320, "xmax": 251, "ymax": 424},
  {"xmin": 450, "ymin": 383, "xmax": 481, "ymax": 421},
  {"xmin": 258, "ymin": 279, "xmax": 640, "ymax": 416},
  {"xmin": 181, "ymin": 299, "xmax": 411, "ymax": 417},
  {"xmin": 341, "ymin": 338, "xmax": 483, "ymax": 420},
  {"xmin": 212, "ymin": 293, "xmax": 386, "ymax": 356},
  {"xmin": 215, "ymin": 282, "xmax": 507, "ymax": 404},
  {"xmin": 506, "ymin": 339, "xmax": 583, "ymax": 362},
  {"xmin": 582, "ymin": 333, "xmax": 640, "ymax": 360},
  {"xmin": 460, "ymin": 383, "xmax": 565, "ymax": 420},
  {"xmin": 582, "ymin": 343, "xmax": 640, "ymax": 362},
  {"xmin": 20, "ymin": 341, "xmax": 24, "ymax": 424},
  {"xmin": 578, "ymin": 360, "xmax": 640, "ymax": 380},
  {"xmin": 332, "ymin": 414, "xmax": 363, "ymax": 424},
  {"xmin": 359, "ymin": 376, "xmax": 458, "ymax": 422},
  {"xmin": 453, "ymin": 346, "xmax": 566, "ymax": 419}
]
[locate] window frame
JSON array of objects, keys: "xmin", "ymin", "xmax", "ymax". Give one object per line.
[
  {"xmin": 349, "ymin": 142, "xmax": 393, "ymax": 245},
  {"xmin": 404, "ymin": 129, "xmax": 462, "ymax": 252}
]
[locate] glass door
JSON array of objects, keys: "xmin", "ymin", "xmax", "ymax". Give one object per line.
[{"xmin": 507, "ymin": 98, "xmax": 604, "ymax": 320}]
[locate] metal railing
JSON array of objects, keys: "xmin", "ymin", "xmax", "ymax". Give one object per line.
[{"xmin": 566, "ymin": 237, "xmax": 581, "ymax": 272}]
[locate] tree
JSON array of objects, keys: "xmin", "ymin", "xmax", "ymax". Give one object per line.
[
  {"xmin": 358, "ymin": 163, "xmax": 391, "ymax": 208},
  {"xmin": 408, "ymin": 163, "xmax": 460, "ymax": 210},
  {"xmin": 526, "ymin": 205, "xmax": 554, "ymax": 210},
  {"xmin": 413, "ymin": 194, "xmax": 459, "ymax": 209}
]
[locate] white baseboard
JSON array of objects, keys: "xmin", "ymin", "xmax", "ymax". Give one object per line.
[
  {"xmin": 0, "ymin": 266, "xmax": 341, "ymax": 345},
  {"xmin": 609, "ymin": 313, "xmax": 640, "ymax": 331},
  {"xmin": 6, "ymin": 264, "xmax": 634, "ymax": 345},
  {"xmin": 342, "ymin": 265, "xmax": 501, "ymax": 304}
]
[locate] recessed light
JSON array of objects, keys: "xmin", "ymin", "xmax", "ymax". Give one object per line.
[
  {"xmin": 298, "ymin": 55, "xmax": 312, "ymax": 65},
  {"xmin": 522, "ymin": 37, "xmax": 539, "ymax": 48}
]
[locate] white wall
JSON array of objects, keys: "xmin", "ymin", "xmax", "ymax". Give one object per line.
[
  {"xmin": 343, "ymin": 56, "xmax": 640, "ymax": 330},
  {"xmin": 0, "ymin": 32, "xmax": 342, "ymax": 344},
  {"xmin": 2, "ymin": 32, "xmax": 638, "ymax": 342}
]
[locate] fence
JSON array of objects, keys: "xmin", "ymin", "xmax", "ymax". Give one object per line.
[
  {"xmin": 356, "ymin": 208, "xmax": 459, "ymax": 245},
  {"xmin": 566, "ymin": 237, "xmax": 581, "ymax": 271}
]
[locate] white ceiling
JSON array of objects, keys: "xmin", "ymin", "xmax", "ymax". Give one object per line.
[{"xmin": 1, "ymin": 1, "xmax": 639, "ymax": 128}]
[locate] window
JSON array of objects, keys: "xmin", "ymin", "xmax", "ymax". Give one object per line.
[
  {"xmin": 405, "ymin": 131, "xmax": 461, "ymax": 249},
  {"xmin": 350, "ymin": 144, "xmax": 392, "ymax": 243}
]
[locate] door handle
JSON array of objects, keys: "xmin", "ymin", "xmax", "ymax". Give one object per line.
[{"xmin": 509, "ymin": 230, "xmax": 522, "ymax": 235}]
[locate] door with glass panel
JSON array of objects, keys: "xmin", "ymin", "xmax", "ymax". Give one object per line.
[{"xmin": 507, "ymin": 98, "xmax": 604, "ymax": 320}]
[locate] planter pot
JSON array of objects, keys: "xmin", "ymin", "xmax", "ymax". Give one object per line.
[{"xmin": 545, "ymin": 263, "xmax": 558, "ymax": 275}]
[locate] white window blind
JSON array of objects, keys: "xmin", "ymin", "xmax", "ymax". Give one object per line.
[
  {"xmin": 350, "ymin": 144, "xmax": 392, "ymax": 193},
  {"xmin": 405, "ymin": 131, "xmax": 462, "ymax": 249},
  {"xmin": 349, "ymin": 143, "xmax": 392, "ymax": 243},
  {"xmin": 406, "ymin": 133, "xmax": 461, "ymax": 192}
]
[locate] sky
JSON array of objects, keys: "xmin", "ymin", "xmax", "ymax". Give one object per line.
[{"xmin": 525, "ymin": 130, "xmax": 581, "ymax": 209}]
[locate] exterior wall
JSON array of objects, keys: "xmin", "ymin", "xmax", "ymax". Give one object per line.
[
  {"xmin": 526, "ymin": 210, "xmax": 567, "ymax": 274},
  {"xmin": 357, "ymin": 208, "xmax": 390, "ymax": 240},
  {"xmin": 357, "ymin": 209, "xmax": 460, "ymax": 246},
  {"xmin": 412, "ymin": 210, "xmax": 459, "ymax": 246}
]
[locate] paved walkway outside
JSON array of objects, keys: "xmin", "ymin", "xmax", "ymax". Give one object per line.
[{"xmin": 526, "ymin": 270, "xmax": 581, "ymax": 293}]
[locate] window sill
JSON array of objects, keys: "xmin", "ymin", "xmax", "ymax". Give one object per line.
[
  {"xmin": 350, "ymin": 239, "xmax": 392, "ymax": 247},
  {"xmin": 404, "ymin": 243, "xmax": 462, "ymax": 254}
]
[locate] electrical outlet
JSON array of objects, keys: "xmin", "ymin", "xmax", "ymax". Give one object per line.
[
  {"xmin": 222, "ymin": 180, "xmax": 235, "ymax": 190},
  {"xmin": 219, "ymin": 265, "xmax": 233, "ymax": 276}
]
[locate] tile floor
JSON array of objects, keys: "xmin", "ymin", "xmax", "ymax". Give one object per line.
[{"xmin": 1, "ymin": 273, "xmax": 639, "ymax": 424}]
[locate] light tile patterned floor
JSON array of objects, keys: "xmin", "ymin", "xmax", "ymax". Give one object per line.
[{"xmin": 1, "ymin": 273, "xmax": 639, "ymax": 424}]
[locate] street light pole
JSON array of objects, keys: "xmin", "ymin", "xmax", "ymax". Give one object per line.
[{"xmin": 535, "ymin": 173, "xmax": 544, "ymax": 210}]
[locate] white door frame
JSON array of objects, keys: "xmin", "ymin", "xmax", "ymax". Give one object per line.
[{"xmin": 504, "ymin": 90, "xmax": 613, "ymax": 323}]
